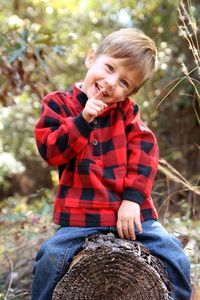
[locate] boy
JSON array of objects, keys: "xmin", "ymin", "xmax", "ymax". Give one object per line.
[{"xmin": 32, "ymin": 28, "xmax": 191, "ymax": 299}]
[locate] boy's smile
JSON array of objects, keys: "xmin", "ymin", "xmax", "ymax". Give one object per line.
[
  {"xmin": 81, "ymin": 50, "xmax": 143, "ymax": 105},
  {"xmin": 95, "ymin": 83, "xmax": 109, "ymax": 97}
]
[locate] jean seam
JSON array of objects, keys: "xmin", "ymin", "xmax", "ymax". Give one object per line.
[{"xmin": 58, "ymin": 248, "xmax": 70, "ymax": 281}]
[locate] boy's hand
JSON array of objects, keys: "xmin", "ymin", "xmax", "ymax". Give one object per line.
[
  {"xmin": 117, "ymin": 200, "xmax": 142, "ymax": 240},
  {"xmin": 82, "ymin": 90, "xmax": 108, "ymax": 123}
]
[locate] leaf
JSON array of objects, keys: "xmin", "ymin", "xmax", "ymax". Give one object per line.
[
  {"xmin": 0, "ymin": 245, "xmax": 5, "ymax": 256},
  {"xmin": 21, "ymin": 28, "xmax": 29, "ymax": 43},
  {"xmin": 34, "ymin": 48, "xmax": 48, "ymax": 69},
  {"xmin": 52, "ymin": 45, "xmax": 66, "ymax": 56},
  {"xmin": 7, "ymin": 44, "xmax": 26, "ymax": 64}
]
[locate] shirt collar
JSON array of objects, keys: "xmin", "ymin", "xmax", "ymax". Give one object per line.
[{"xmin": 72, "ymin": 82, "xmax": 88, "ymax": 107}]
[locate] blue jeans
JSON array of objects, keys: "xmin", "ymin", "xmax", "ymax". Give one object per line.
[{"xmin": 31, "ymin": 220, "xmax": 191, "ymax": 300}]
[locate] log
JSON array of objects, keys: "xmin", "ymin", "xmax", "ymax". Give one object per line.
[{"xmin": 52, "ymin": 233, "xmax": 172, "ymax": 300}]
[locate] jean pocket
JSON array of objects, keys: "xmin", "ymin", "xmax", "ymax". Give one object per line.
[
  {"xmin": 57, "ymin": 248, "xmax": 70, "ymax": 281},
  {"xmin": 58, "ymin": 238, "xmax": 84, "ymax": 280}
]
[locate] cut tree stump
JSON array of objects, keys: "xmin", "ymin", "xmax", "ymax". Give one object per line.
[{"xmin": 52, "ymin": 233, "xmax": 172, "ymax": 300}]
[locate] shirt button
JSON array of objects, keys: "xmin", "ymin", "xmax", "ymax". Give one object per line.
[
  {"xmin": 92, "ymin": 139, "xmax": 98, "ymax": 146},
  {"xmin": 93, "ymin": 119, "xmax": 98, "ymax": 126}
]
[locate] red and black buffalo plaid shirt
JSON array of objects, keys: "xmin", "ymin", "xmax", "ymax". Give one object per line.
[{"xmin": 35, "ymin": 83, "xmax": 159, "ymax": 227}]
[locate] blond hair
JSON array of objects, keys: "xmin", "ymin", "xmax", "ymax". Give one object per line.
[{"xmin": 96, "ymin": 28, "xmax": 157, "ymax": 93}]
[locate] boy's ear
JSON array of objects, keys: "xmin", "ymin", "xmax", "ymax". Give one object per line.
[{"xmin": 85, "ymin": 49, "xmax": 96, "ymax": 68}]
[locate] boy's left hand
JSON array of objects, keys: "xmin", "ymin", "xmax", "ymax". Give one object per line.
[{"xmin": 117, "ymin": 200, "xmax": 142, "ymax": 240}]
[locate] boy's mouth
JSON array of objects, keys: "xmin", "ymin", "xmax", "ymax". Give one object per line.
[{"xmin": 95, "ymin": 83, "xmax": 109, "ymax": 97}]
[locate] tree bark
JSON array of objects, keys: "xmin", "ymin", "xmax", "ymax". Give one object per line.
[{"xmin": 52, "ymin": 233, "xmax": 172, "ymax": 300}]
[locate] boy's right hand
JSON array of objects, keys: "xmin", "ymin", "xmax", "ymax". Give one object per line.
[
  {"xmin": 82, "ymin": 90, "xmax": 108, "ymax": 123},
  {"xmin": 117, "ymin": 200, "xmax": 142, "ymax": 240}
]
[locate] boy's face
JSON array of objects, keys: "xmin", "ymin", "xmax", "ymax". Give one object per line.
[{"xmin": 81, "ymin": 50, "xmax": 143, "ymax": 105}]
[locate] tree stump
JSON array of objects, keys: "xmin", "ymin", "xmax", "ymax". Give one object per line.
[{"xmin": 52, "ymin": 233, "xmax": 172, "ymax": 300}]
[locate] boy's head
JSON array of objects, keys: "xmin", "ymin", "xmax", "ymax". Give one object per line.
[
  {"xmin": 96, "ymin": 28, "xmax": 157, "ymax": 86},
  {"xmin": 82, "ymin": 28, "xmax": 157, "ymax": 104}
]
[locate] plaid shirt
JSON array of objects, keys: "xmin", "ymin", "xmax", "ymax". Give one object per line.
[{"xmin": 35, "ymin": 83, "xmax": 159, "ymax": 227}]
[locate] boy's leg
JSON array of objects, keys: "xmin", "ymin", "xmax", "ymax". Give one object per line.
[
  {"xmin": 31, "ymin": 226, "xmax": 110, "ymax": 300},
  {"xmin": 136, "ymin": 220, "xmax": 192, "ymax": 300}
]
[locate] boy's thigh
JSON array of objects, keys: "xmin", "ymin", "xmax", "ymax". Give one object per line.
[
  {"xmin": 138, "ymin": 220, "xmax": 182, "ymax": 249},
  {"xmin": 137, "ymin": 220, "xmax": 189, "ymax": 267},
  {"xmin": 34, "ymin": 226, "xmax": 110, "ymax": 280}
]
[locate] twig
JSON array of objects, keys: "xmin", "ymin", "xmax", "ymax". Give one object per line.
[
  {"xmin": 4, "ymin": 253, "xmax": 14, "ymax": 300},
  {"xmin": 155, "ymin": 67, "xmax": 198, "ymax": 109},
  {"xmin": 158, "ymin": 158, "xmax": 200, "ymax": 195},
  {"xmin": 158, "ymin": 187, "xmax": 189, "ymax": 214},
  {"xmin": 1, "ymin": 231, "xmax": 53, "ymax": 256}
]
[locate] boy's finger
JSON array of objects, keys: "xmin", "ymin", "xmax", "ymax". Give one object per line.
[
  {"xmin": 85, "ymin": 108, "xmax": 99, "ymax": 117},
  {"xmin": 116, "ymin": 220, "xmax": 124, "ymax": 239},
  {"xmin": 91, "ymin": 94, "xmax": 108, "ymax": 111},
  {"xmin": 128, "ymin": 220, "xmax": 136, "ymax": 240},
  {"xmin": 135, "ymin": 218, "xmax": 142, "ymax": 234},
  {"xmin": 87, "ymin": 102, "xmax": 103, "ymax": 112},
  {"xmin": 122, "ymin": 221, "xmax": 130, "ymax": 240},
  {"xmin": 94, "ymin": 89, "xmax": 108, "ymax": 106},
  {"xmin": 94, "ymin": 89, "xmax": 104, "ymax": 99}
]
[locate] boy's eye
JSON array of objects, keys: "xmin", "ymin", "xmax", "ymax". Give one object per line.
[
  {"xmin": 106, "ymin": 64, "xmax": 114, "ymax": 72},
  {"xmin": 120, "ymin": 80, "xmax": 129, "ymax": 87}
]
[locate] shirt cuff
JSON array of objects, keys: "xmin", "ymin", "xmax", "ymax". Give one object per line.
[
  {"xmin": 74, "ymin": 113, "xmax": 94, "ymax": 138},
  {"xmin": 123, "ymin": 188, "xmax": 145, "ymax": 205}
]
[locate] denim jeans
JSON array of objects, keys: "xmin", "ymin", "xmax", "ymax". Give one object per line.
[{"xmin": 31, "ymin": 220, "xmax": 191, "ymax": 300}]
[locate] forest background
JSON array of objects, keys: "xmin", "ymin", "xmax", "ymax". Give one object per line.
[{"xmin": 0, "ymin": 0, "xmax": 199, "ymax": 299}]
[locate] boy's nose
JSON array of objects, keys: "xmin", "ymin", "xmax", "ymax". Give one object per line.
[{"xmin": 105, "ymin": 75, "xmax": 117, "ymax": 89}]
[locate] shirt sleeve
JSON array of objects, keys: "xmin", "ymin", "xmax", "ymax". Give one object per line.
[
  {"xmin": 123, "ymin": 102, "xmax": 159, "ymax": 205},
  {"xmin": 34, "ymin": 92, "xmax": 93, "ymax": 166}
]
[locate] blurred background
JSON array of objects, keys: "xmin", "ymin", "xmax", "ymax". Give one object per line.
[{"xmin": 0, "ymin": 0, "xmax": 199, "ymax": 299}]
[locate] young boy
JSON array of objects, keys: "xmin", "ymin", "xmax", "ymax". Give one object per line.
[{"xmin": 32, "ymin": 28, "xmax": 191, "ymax": 300}]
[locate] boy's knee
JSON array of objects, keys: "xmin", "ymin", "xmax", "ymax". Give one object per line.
[
  {"xmin": 33, "ymin": 241, "xmax": 70, "ymax": 284},
  {"xmin": 41, "ymin": 239, "xmax": 66, "ymax": 262},
  {"xmin": 161, "ymin": 234, "xmax": 190, "ymax": 270},
  {"xmin": 35, "ymin": 240, "xmax": 54, "ymax": 263},
  {"xmin": 177, "ymin": 246, "xmax": 191, "ymax": 272}
]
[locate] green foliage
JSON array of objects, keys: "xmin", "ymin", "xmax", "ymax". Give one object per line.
[
  {"xmin": 0, "ymin": 189, "xmax": 55, "ymax": 300},
  {"xmin": 0, "ymin": 92, "xmax": 40, "ymax": 160},
  {"xmin": 178, "ymin": 0, "xmax": 200, "ymax": 124}
]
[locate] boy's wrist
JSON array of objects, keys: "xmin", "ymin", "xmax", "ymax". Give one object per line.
[
  {"xmin": 74, "ymin": 113, "xmax": 94, "ymax": 137},
  {"xmin": 82, "ymin": 110, "xmax": 93, "ymax": 123},
  {"xmin": 123, "ymin": 188, "xmax": 145, "ymax": 206}
]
